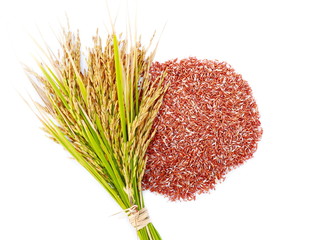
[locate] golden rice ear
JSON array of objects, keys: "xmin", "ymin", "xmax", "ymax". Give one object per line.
[{"xmin": 27, "ymin": 27, "xmax": 166, "ymax": 239}]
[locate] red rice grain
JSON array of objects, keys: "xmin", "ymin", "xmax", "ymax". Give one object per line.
[{"xmin": 143, "ymin": 57, "xmax": 263, "ymax": 201}]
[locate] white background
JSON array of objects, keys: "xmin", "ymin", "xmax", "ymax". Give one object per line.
[{"xmin": 1, "ymin": 0, "xmax": 322, "ymax": 239}]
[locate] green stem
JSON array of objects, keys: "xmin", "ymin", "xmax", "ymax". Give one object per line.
[{"xmin": 137, "ymin": 223, "xmax": 162, "ymax": 240}]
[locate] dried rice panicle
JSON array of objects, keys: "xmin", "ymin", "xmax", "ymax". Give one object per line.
[{"xmin": 27, "ymin": 29, "xmax": 166, "ymax": 239}]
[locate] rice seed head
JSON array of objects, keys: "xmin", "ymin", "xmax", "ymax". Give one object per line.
[{"xmin": 27, "ymin": 28, "xmax": 167, "ymax": 210}]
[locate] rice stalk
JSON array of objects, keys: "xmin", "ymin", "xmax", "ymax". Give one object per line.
[{"xmin": 26, "ymin": 28, "xmax": 166, "ymax": 240}]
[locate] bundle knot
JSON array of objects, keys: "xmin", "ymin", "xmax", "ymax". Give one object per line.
[{"xmin": 126, "ymin": 205, "xmax": 150, "ymax": 230}]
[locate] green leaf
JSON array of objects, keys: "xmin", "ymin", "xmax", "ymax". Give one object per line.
[{"xmin": 113, "ymin": 35, "xmax": 128, "ymax": 142}]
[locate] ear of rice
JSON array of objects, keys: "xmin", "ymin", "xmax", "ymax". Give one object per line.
[{"xmin": 26, "ymin": 28, "xmax": 166, "ymax": 240}]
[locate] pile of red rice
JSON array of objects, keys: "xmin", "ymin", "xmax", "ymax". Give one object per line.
[{"xmin": 143, "ymin": 57, "xmax": 262, "ymax": 201}]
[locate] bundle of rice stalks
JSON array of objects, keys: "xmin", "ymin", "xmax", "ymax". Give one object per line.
[{"xmin": 26, "ymin": 29, "xmax": 166, "ymax": 240}]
